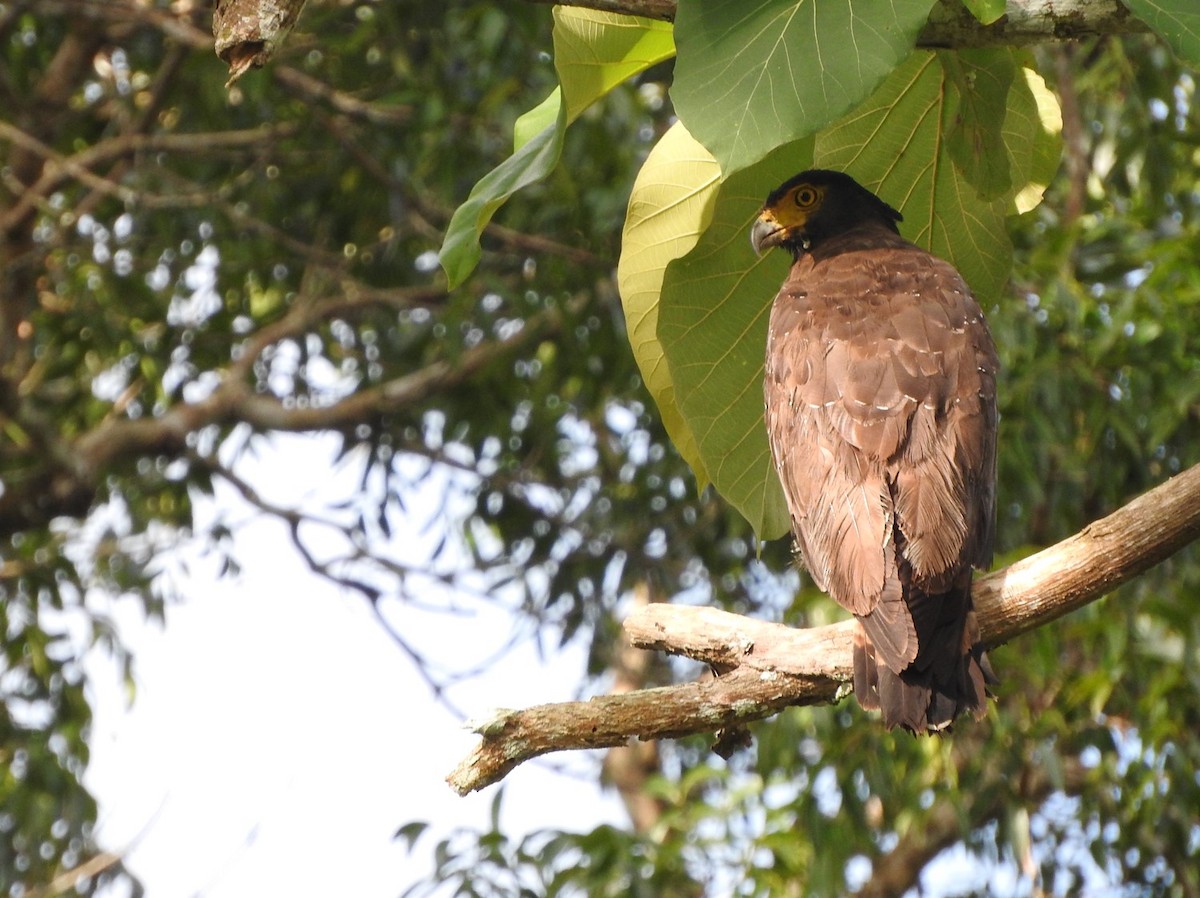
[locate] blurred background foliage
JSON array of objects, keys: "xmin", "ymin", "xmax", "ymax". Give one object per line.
[{"xmin": 0, "ymin": 1, "xmax": 1197, "ymax": 896}]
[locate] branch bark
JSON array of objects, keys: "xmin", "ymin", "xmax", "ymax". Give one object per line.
[
  {"xmin": 447, "ymin": 460, "xmax": 1200, "ymax": 794},
  {"xmin": 207, "ymin": 0, "xmax": 1149, "ymax": 92}
]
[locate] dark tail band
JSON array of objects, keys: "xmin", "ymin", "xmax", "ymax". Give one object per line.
[{"xmin": 853, "ymin": 605, "xmax": 995, "ymax": 733}]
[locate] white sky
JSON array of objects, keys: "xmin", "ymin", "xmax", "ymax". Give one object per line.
[{"xmin": 83, "ymin": 434, "xmax": 626, "ymax": 896}]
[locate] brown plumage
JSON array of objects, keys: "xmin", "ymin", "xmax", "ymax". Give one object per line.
[{"xmin": 751, "ymin": 170, "xmax": 998, "ymax": 732}]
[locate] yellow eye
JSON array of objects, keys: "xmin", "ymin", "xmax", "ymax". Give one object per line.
[{"xmin": 794, "ymin": 186, "xmax": 818, "ymax": 208}]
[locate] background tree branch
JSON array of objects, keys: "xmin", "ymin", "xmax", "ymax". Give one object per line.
[
  {"xmin": 856, "ymin": 750, "xmax": 1088, "ymax": 898},
  {"xmin": 0, "ymin": 294, "xmax": 575, "ymax": 538},
  {"xmin": 448, "ymin": 459, "xmax": 1200, "ymax": 794}
]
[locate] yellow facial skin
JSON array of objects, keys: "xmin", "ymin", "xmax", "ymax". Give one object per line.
[{"xmin": 750, "ymin": 182, "xmax": 827, "ymax": 256}]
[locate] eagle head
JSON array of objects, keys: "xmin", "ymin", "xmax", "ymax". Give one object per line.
[{"xmin": 750, "ymin": 169, "xmax": 903, "ymax": 258}]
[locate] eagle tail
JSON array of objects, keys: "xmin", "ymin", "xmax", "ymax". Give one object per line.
[{"xmin": 853, "ymin": 589, "xmax": 995, "ymax": 733}]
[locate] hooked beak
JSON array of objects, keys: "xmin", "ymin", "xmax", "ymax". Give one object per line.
[{"xmin": 750, "ymin": 214, "xmax": 785, "ymax": 256}]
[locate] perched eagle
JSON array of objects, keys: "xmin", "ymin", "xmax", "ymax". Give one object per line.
[{"xmin": 751, "ymin": 170, "xmax": 999, "ymax": 733}]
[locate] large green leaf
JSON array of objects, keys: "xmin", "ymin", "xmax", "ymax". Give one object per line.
[
  {"xmin": 1122, "ymin": 0, "xmax": 1200, "ymax": 64},
  {"xmin": 440, "ymin": 10, "xmax": 675, "ymax": 287},
  {"xmin": 513, "ymin": 88, "xmax": 562, "ymax": 151},
  {"xmin": 656, "ymin": 50, "xmax": 1061, "ymax": 538},
  {"xmin": 655, "ymin": 141, "xmax": 815, "ymax": 539},
  {"xmin": 553, "ymin": 11, "xmax": 675, "ymax": 119},
  {"xmin": 942, "ymin": 50, "xmax": 1016, "ymax": 201},
  {"xmin": 616, "ymin": 121, "xmax": 722, "ymax": 488},
  {"xmin": 671, "ymin": 0, "xmax": 937, "ymax": 176},
  {"xmin": 515, "ymin": 12, "xmax": 679, "ymax": 151},
  {"xmin": 813, "ymin": 51, "xmax": 1015, "ymax": 299}
]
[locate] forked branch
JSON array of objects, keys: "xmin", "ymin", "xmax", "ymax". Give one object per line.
[{"xmin": 447, "ymin": 461, "xmax": 1200, "ymax": 794}]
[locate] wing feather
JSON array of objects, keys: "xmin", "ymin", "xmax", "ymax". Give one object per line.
[{"xmin": 764, "ymin": 228, "xmax": 998, "ymax": 681}]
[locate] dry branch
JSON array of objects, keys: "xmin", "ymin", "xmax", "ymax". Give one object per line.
[{"xmin": 447, "ymin": 461, "xmax": 1200, "ymax": 794}]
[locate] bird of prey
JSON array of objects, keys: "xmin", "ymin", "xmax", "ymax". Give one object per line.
[{"xmin": 750, "ymin": 169, "xmax": 999, "ymax": 733}]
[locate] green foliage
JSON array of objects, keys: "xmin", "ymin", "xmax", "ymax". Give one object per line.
[
  {"xmin": 671, "ymin": 0, "xmax": 937, "ymax": 174},
  {"xmin": 439, "ymin": 105, "xmax": 570, "ymax": 287},
  {"xmin": 427, "ymin": 8, "xmax": 1200, "ymax": 898},
  {"xmin": 439, "ymin": 9, "xmax": 674, "ymax": 286},
  {"xmin": 5, "ymin": 2, "xmax": 1200, "ymax": 898},
  {"xmin": 651, "ymin": 50, "xmax": 1061, "ymax": 537},
  {"xmin": 654, "ymin": 139, "xmax": 809, "ymax": 538},
  {"xmin": 617, "ymin": 121, "xmax": 722, "ymax": 494},
  {"xmin": 453, "ymin": 9, "xmax": 1061, "ymax": 534},
  {"xmin": 1, "ymin": 2, "xmax": 779, "ymax": 889},
  {"xmin": 961, "ymin": 0, "xmax": 1006, "ymax": 25},
  {"xmin": 1121, "ymin": 0, "xmax": 1200, "ymax": 63},
  {"xmin": 406, "ymin": 793, "xmax": 701, "ymax": 898}
]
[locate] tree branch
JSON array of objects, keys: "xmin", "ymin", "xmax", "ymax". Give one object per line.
[
  {"xmin": 0, "ymin": 300, "xmax": 557, "ymax": 538},
  {"xmin": 916, "ymin": 0, "xmax": 1145, "ymax": 48},
  {"xmin": 447, "ymin": 461, "xmax": 1200, "ymax": 794},
  {"xmin": 521, "ymin": 0, "xmax": 1146, "ymax": 46},
  {"xmin": 0, "ymin": 122, "xmax": 298, "ymax": 233}
]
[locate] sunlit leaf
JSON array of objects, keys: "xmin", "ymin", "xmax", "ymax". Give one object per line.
[
  {"xmin": 513, "ymin": 88, "xmax": 561, "ymax": 151},
  {"xmin": 1004, "ymin": 63, "xmax": 1063, "ymax": 214},
  {"xmin": 553, "ymin": 10, "xmax": 675, "ymax": 117},
  {"xmin": 617, "ymin": 121, "xmax": 720, "ymax": 488},
  {"xmin": 671, "ymin": 0, "xmax": 936, "ymax": 175},
  {"xmin": 440, "ymin": 9, "xmax": 675, "ymax": 286},
  {"xmin": 656, "ymin": 140, "xmax": 814, "ymax": 538}
]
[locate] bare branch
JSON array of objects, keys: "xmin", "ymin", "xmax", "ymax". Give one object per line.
[
  {"xmin": 0, "ymin": 301, "xmax": 560, "ymax": 538},
  {"xmin": 446, "ymin": 461, "xmax": 1200, "ymax": 794},
  {"xmin": 916, "ymin": 0, "xmax": 1146, "ymax": 48},
  {"xmin": 89, "ymin": 302, "xmax": 560, "ymax": 450},
  {"xmin": 24, "ymin": 852, "xmax": 124, "ymax": 898},
  {"xmin": 273, "ymin": 66, "xmax": 414, "ymax": 126},
  {"xmin": 448, "ymin": 664, "xmax": 811, "ymax": 795},
  {"xmin": 0, "ymin": 122, "xmax": 299, "ymax": 232},
  {"xmin": 32, "ymin": 0, "xmax": 212, "ymax": 50}
]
